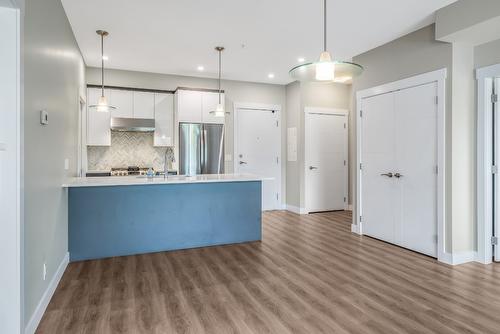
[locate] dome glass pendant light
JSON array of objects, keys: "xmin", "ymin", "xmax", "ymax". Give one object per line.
[
  {"xmin": 289, "ymin": 0, "xmax": 363, "ymax": 83},
  {"xmin": 211, "ymin": 46, "xmax": 225, "ymax": 117},
  {"xmin": 89, "ymin": 30, "xmax": 116, "ymax": 112}
]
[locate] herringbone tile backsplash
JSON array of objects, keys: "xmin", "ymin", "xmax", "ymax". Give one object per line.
[{"xmin": 88, "ymin": 132, "xmax": 174, "ymax": 171}]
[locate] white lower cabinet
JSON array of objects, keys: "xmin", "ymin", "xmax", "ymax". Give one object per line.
[
  {"xmin": 154, "ymin": 93, "xmax": 174, "ymax": 147},
  {"xmin": 87, "ymin": 88, "xmax": 111, "ymax": 146}
]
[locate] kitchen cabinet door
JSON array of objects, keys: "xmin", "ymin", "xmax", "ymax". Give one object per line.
[
  {"xmin": 87, "ymin": 88, "xmax": 111, "ymax": 146},
  {"xmin": 109, "ymin": 89, "xmax": 133, "ymax": 118},
  {"xmin": 177, "ymin": 90, "xmax": 202, "ymax": 123},
  {"xmin": 202, "ymin": 91, "xmax": 225, "ymax": 124},
  {"xmin": 133, "ymin": 91, "xmax": 155, "ymax": 119},
  {"xmin": 154, "ymin": 93, "xmax": 174, "ymax": 147}
]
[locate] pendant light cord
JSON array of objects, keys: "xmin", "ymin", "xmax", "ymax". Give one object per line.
[
  {"xmin": 323, "ymin": 0, "xmax": 327, "ymax": 52},
  {"xmin": 101, "ymin": 33, "xmax": 105, "ymax": 97},
  {"xmin": 218, "ymin": 48, "xmax": 222, "ymax": 104}
]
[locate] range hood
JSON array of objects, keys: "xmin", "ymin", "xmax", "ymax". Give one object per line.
[{"xmin": 110, "ymin": 117, "xmax": 155, "ymax": 132}]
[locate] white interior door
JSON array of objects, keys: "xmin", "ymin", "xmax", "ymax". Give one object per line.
[
  {"xmin": 361, "ymin": 82, "xmax": 438, "ymax": 257},
  {"xmin": 305, "ymin": 112, "xmax": 347, "ymax": 212},
  {"xmin": 235, "ymin": 108, "xmax": 281, "ymax": 211},
  {"xmin": 361, "ymin": 92, "xmax": 397, "ymax": 244},
  {"xmin": 494, "ymin": 78, "xmax": 500, "ymax": 261},
  {"xmin": 394, "ymin": 83, "xmax": 438, "ymax": 257}
]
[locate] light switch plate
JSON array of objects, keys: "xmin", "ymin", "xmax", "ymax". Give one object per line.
[
  {"xmin": 64, "ymin": 158, "xmax": 69, "ymax": 170},
  {"xmin": 40, "ymin": 110, "xmax": 48, "ymax": 125}
]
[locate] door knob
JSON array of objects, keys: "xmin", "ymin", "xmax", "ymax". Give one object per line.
[
  {"xmin": 394, "ymin": 173, "xmax": 403, "ymax": 178},
  {"xmin": 380, "ymin": 172, "xmax": 393, "ymax": 178},
  {"xmin": 239, "ymin": 161, "xmax": 247, "ymax": 165},
  {"xmin": 309, "ymin": 166, "xmax": 318, "ymax": 170}
]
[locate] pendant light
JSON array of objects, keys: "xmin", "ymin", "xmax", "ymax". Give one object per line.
[
  {"xmin": 289, "ymin": 0, "xmax": 363, "ymax": 83},
  {"xmin": 211, "ymin": 46, "xmax": 225, "ymax": 117},
  {"xmin": 89, "ymin": 30, "xmax": 116, "ymax": 112}
]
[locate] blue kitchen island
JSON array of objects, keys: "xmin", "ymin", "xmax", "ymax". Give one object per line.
[{"xmin": 64, "ymin": 174, "xmax": 262, "ymax": 261}]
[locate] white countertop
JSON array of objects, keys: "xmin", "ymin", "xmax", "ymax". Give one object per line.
[{"xmin": 62, "ymin": 174, "xmax": 266, "ymax": 188}]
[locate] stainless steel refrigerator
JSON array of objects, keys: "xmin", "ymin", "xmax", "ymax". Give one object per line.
[{"xmin": 179, "ymin": 123, "xmax": 225, "ymax": 175}]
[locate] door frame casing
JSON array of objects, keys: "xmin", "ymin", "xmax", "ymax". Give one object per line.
[
  {"xmin": 0, "ymin": 0, "xmax": 23, "ymax": 332},
  {"xmin": 476, "ymin": 63, "xmax": 500, "ymax": 264},
  {"xmin": 233, "ymin": 102, "xmax": 282, "ymax": 210},
  {"xmin": 304, "ymin": 107, "xmax": 348, "ymax": 213},
  {"xmin": 354, "ymin": 68, "xmax": 447, "ymax": 263}
]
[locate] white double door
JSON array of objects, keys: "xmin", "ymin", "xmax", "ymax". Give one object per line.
[
  {"xmin": 235, "ymin": 107, "xmax": 281, "ymax": 211},
  {"xmin": 361, "ymin": 82, "xmax": 438, "ymax": 257}
]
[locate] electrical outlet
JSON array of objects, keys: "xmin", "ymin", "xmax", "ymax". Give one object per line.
[
  {"xmin": 43, "ymin": 263, "xmax": 47, "ymax": 281},
  {"xmin": 64, "ymin": 158, "xmax": 69, "ymax": 170}
]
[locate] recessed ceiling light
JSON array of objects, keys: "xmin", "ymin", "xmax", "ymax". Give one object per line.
[
  {"xmin": 297, "ymin": 57, "xmax": 305, "ymax": 62},
  {"xmin": 268, "ymin": 73, "xmax": 275, "ymax": 79},
  {"xmin": 197, "ymin": 65, "xmax": 204, "ymax": 71},
  {"xmin": 102, "ymin": 55, "xmax": 109, "ymax": 61}
]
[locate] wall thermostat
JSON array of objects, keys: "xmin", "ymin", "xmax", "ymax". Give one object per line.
[{"xmin": 40, "ymin": 110, "xmax": 48, "ymax": 125}]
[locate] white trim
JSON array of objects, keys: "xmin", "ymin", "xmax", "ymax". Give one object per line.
[
  {"xmin": 304, "ymin": 107, "xmax": 349, "ymax": 212},
  {"xmin": 77, "ymin": 95, "xmax": 86, "ymax": 177},
  {"xmin": 439, "ymin": 251, "xmax": 477, "ymax": 266},
  {"xmin": 25, "ymin": 253, "xmax": 69, "ymax": 334},
  {"xmin": 351, "ymin": 223, "xmax": 360, "ymax": 234},
  {"xmin": 303, "ymin": 107, "xmax": 348, "ymax": 116},
  {"xmin": 476, "ymin": 64, "xmax": 500, "ymax": 264},
  {"xmin": 0, "ymin": 4, "xmax": 23, "ymax": 333},
  {"xmin": 286, "ymin": 204, "xmax": 308, "ymax": 215},
  {"xmin": 347, "ymin": 204, "xmax": 353, "ymax": 211},
  {"xmin": 355, "ymin": 68, "xmax": 447, "ymax": 263},
  {"xmin": 233, "ymin": 102, "xmax": 282, "ymax": 210}
]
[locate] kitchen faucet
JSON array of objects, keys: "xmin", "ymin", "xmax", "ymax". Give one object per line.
[{"xmin": 164, "ymin": 149, "xmax": 174, "ymax": 180}]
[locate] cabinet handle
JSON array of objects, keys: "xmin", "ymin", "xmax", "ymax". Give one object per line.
[
  {"xmin": 394, "ymin": 173, "xmax": 403, "ymax": 178},
  {"xmin": 239, "ymin": 161, "xmax": 247, "ymax": 165},
  {"xmin": 309, "ymin": 166, "xmax": 318, "ymax": 170},
  {"xmin": 380, "ymin": 172, "xmax": 393, "ymax": 178}
]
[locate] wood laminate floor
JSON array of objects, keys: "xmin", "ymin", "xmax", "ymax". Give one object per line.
[{"xmin": 37, "ymin": 211, "xmax": 500, "ymax": 334}]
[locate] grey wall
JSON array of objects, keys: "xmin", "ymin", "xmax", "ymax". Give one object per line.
[
  {"xmin": 24, "ymin": 0, "xmax": 86, "ymax": 326},
  {"xmin": 285, "ymin": 81, "xmax": 352, "ymax": 209},
  {"xmin": 86, "ymin": 67, "xmax": 287, "ymax": 203},
  {"xmin": 352, "ymin": 25, "xmax": 455, "ymax": 251},
  {"xmin": 475, "ymin": 39, "xmax": 500, "ymax": 68},
  {"xmin": 436, "ymin": 0, "xmax": 500, "ymax": 45}
]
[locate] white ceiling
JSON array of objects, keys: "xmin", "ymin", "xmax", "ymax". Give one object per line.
[{"xmin": 61, "ymin": 0, "xmax": 457, "ymax": 85}]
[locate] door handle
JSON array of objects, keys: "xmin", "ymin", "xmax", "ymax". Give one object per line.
[
  {"xmin": 239, "ymin": 161, "xmax": 247, "ymax": 165},
  {"xmin": 394, "ymin": 173, "xmax": 403, "ymax": 178},
  {"xmin": 309, "ymin": 166, "xmax": 318, "ymax": 170},
  {"xmin": 380, "ymin": 172, "xmax": 393, "ymax": 178}
]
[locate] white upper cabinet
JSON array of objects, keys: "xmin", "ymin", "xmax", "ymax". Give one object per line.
[
  {"xmin": 177, "ymin": 90, "xmax": 202, "ymax": 123},
  {"xmin": 176, "ymin": 90, "xmax": 225, "ymax": 124},
  {"xmin": 87, "ymin": 88, "xmax": 111, "ymax": 146},
  {"xmin": 133, "ymin": 91, "xmax": 155, "ymax": 119},
  {"xmin": 202, "ymin": 91, "xmax": 225, "ymax": 124},
  {"xmin": 109, "ymin": 89, "xmax": 133, "ymax": 118},
  {"xmin": 154, "ymin": 93, "xmax": 174, "ymax": 147}
]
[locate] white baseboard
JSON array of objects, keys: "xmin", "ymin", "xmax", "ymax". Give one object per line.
[
  {"xmin": 439, "ymin": 251, "xmax": 477, "ymax": 265},
  {"xmin": 285, "ymin": 205, "xmax": 308, "ymax": 215},
  {"xmin": 351, "ymin": 223, "xmax": 361, "ymax": 235},
  {"xmin": 25, "ymin": 252, "xmax": 69, "ymax": 334}
]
